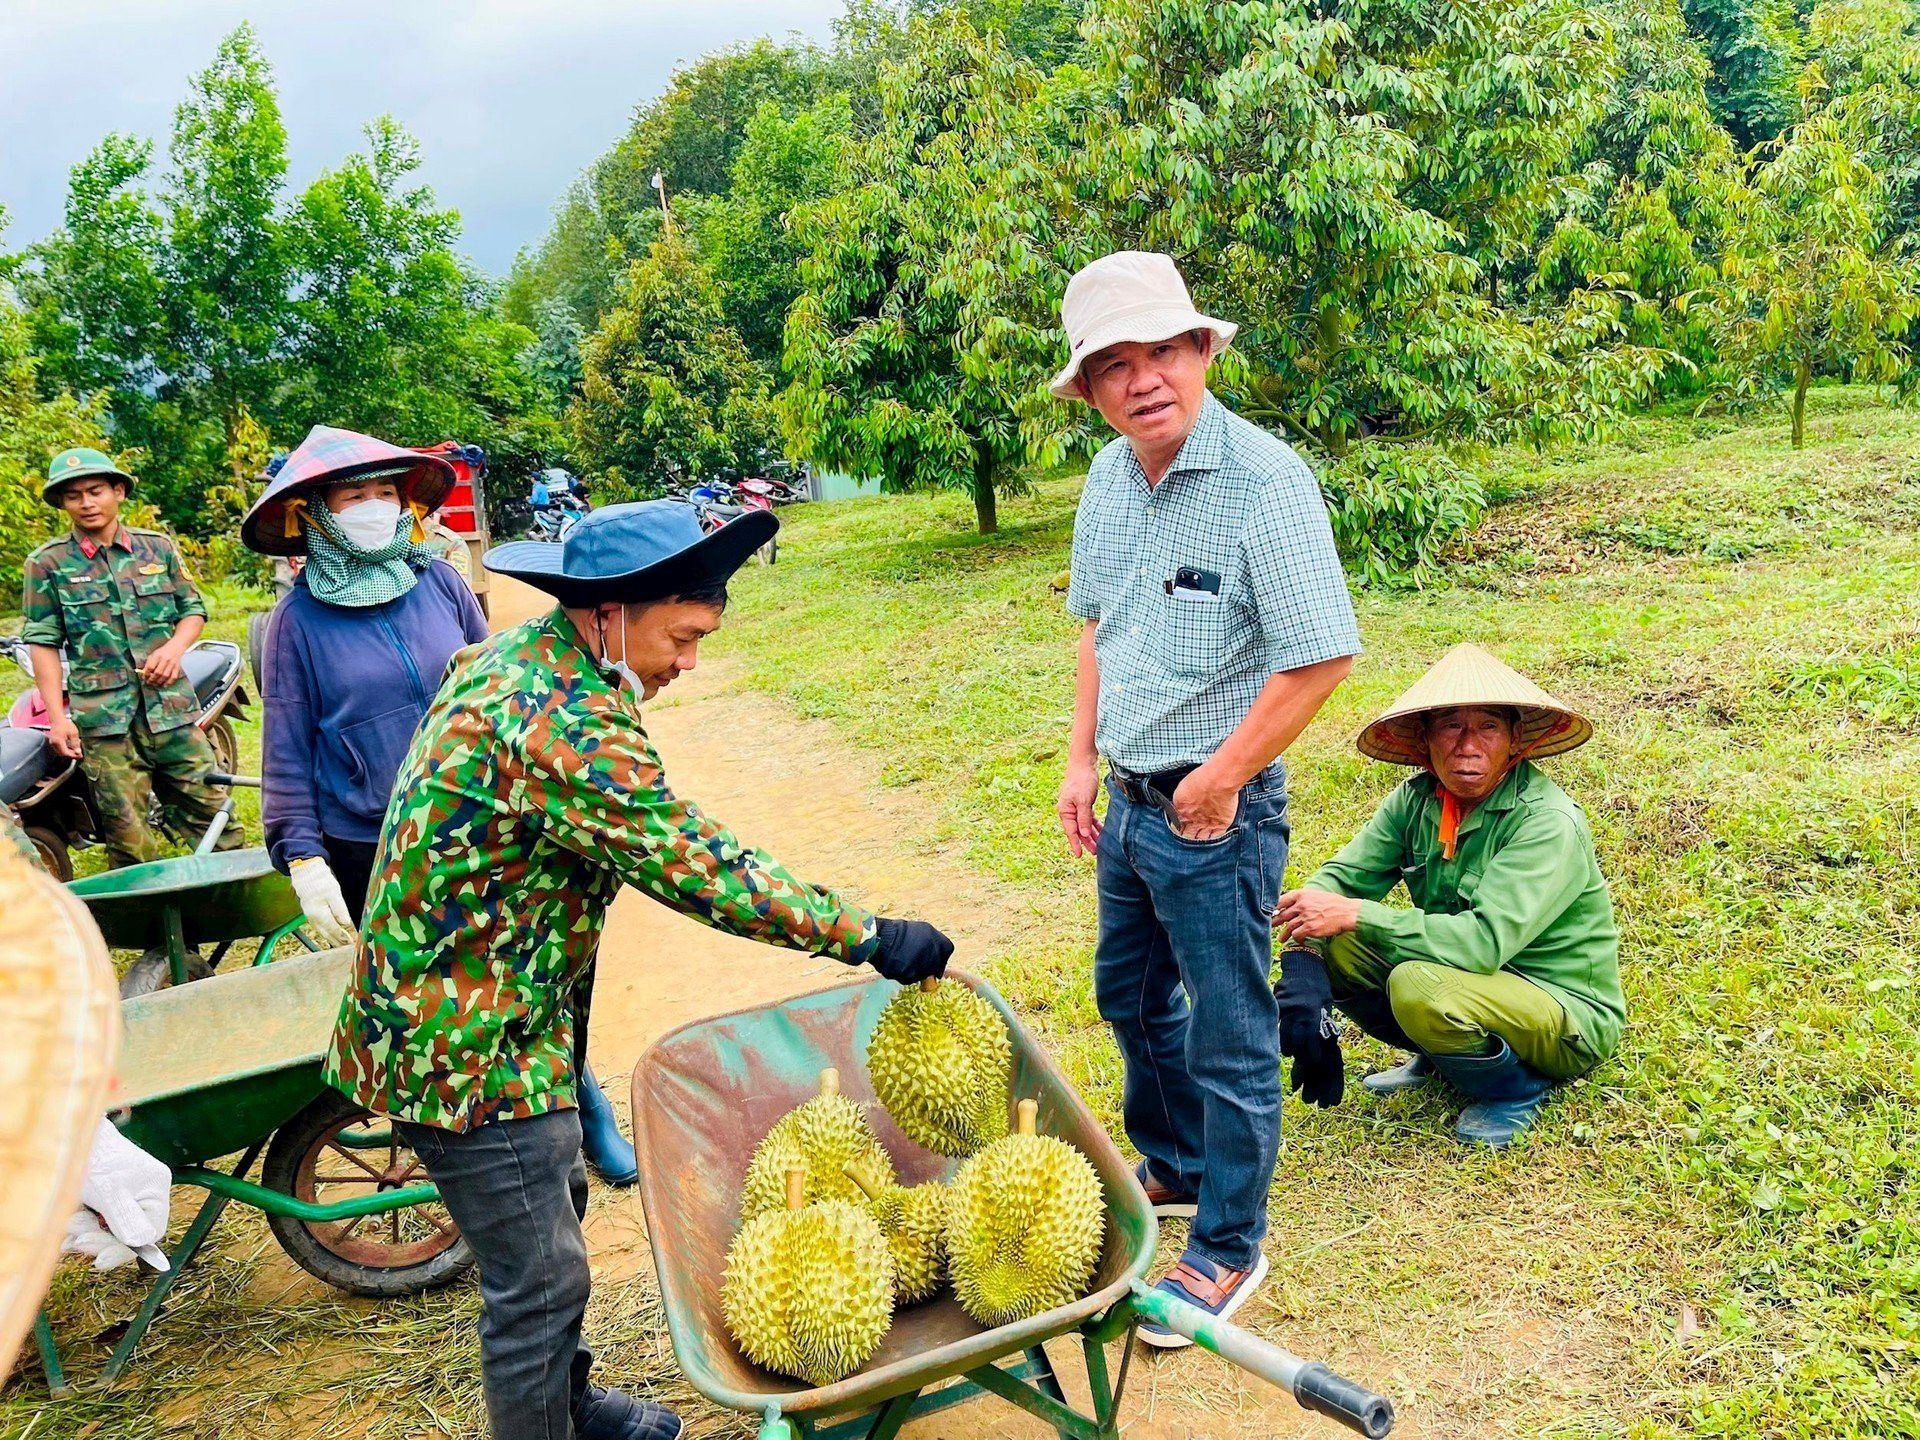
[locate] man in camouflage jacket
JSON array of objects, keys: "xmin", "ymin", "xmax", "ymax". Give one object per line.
[
  {"xmin": 20, "ymin": 448, "xmax": 235, "ymax": 868},
  {"xmin": 327, "ymin": 501, "xmax": 955, "ymax": 1440}
]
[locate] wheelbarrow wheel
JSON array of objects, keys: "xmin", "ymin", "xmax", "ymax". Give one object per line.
[
  {"xmin": 120, "ymin": 947, "xmax": 214, "ymax": 997},
  {"xmin": 262, "ymin": 1089, "xmax": 474, "ymax": 1298}
]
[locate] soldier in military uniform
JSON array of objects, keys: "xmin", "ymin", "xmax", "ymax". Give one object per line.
[
  {"xmin": 327, "ymin": 501, "xmax": 956, "ymax": 1440},
  {"xmin": 20, "ymin": 447, "xmax": 236, "ymax": 869}
]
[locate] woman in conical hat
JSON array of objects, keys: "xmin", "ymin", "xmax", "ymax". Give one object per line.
[{"xmin": 1269, "ymin": 645, "xmax": 1625, "ymax": 1148}]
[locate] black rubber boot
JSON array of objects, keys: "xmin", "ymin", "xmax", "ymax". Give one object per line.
[
  {"xmin": 578, "ymin": 1063, "xmax": 638, "ymax": 1186},
  {"xmin": 1430, "ymin": 1038, "xmax": 1552, "ymax": 1148}
]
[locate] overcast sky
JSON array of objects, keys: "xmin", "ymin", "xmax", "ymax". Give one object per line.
[{"xmin": 0, "ymin": 0, "xmax": 846, "ymax": 276}]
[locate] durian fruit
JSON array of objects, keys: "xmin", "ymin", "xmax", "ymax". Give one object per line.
[
  {"xmin": 723, "ymin": 1167, "xmax": 897, "ymax": 1386},
  {"xmin": 946, "ymin": 1098, "xmax": 1105, "ymax": 1327},
  {"xmin": 844, "ymin": 1163, "xmax": 949, "ymax": 1303},
  {"xmin": 742, "ymin": 1068, "xmax": 897, "ymax": 1221},
  {"xmin": 867, "ymin": 977, "xmax": 1012, "ymax": 1157}
]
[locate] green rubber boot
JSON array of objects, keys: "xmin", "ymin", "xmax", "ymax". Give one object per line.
[
  {"xmin": 1361, "ymin": 1052, "xmax": 1436, "ymax": 1095},
  {"xmin": 1431, "ymin": 1038, "xmax": 1552, "ymax": 1148}
]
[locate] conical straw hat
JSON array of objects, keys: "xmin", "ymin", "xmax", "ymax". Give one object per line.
[
  {"xmin": 0, "ymin": 850, "xmax": 120, "ymax": 1375},
  {"xmin": 1358, "ymin": 643, "xmax": 1592, "ymax": 766}
]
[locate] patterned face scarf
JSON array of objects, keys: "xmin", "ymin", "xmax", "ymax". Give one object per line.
[{"xmin": 302, "ymin": 500, "xmax": 442, "ymax": 608}]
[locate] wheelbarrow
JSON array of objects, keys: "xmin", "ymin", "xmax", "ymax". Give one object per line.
[
  {"xmin": 33, "ymin": 947, "xmax": 473, "ymax": 1391},
  {"xmin": 632, "ymin": 974, "xmax": 1396, "ymax": 1440},
  {"xmin": 67, "ymin": 847, "xmax": 316, "ymax": 995},
  {"xmin": 65, "ymin": 770, "xmax": 319, "ymax": 995}
]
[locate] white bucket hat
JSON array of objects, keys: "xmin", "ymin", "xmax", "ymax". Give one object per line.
[{"xmin": 1049, "ymin": 251, "xmax": 1238, "ymax": 399}]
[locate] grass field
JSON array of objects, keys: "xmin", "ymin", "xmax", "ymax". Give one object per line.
[
  {"xmin": 700, "ymin": 386, "xmax": 1920, "ymax": 1438},
  {"xmin": 6, "ymin": 388, "xmax": 1916, "ymax": 1437}
]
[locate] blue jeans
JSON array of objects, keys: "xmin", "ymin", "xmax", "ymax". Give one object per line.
[
  {"xmin": 396, "ymin": 1109, "xmax": 594, "ymax": 1440},
  {"xmin": 1094, "ymin": 769, "xmax": 1290, "ymax": 1270}
]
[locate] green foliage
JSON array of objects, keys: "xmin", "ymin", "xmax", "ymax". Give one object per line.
[
  {"xmin": 572, "ymin": 237, "xmax": 779, "ymax": 494},
  {"xmin": 1717, "ymin": 106, "xmax": 1920, "ymax": 444},
  {"xmin": 1079, "ymin": 0, "xmax": 1663, "ymax": 459},
  {"xmin": 1319, "ymin": 444, "xmax": 1488, "ymax": 589},
  {"xmin": 160, "ymin": 21, "xmax": 292, "ymax": 453},
  {"xmin": 1679, "ymin": 0, "xmax": 1803, "ymax": 148},
  {"xmin": 783, "ymin": 19, "xmax": 1086, "ymax": 534},
  {"xmin": 0, "ymin": 279, "xmax": 111, "ymax": 605},
  {"xmin": 690, "ymin": 96, "xmax": 854, "ymax": 365}
]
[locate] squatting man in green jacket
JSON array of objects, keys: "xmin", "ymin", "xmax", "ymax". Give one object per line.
[{"xmin": 1272, "ymin": 644, "xmax": 1626, "ymax": 1147}]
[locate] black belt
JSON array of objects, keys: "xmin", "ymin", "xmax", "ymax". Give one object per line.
[{"xmin": 1108, "ymin": 762, "xmax": 1199, "ymax": 807}]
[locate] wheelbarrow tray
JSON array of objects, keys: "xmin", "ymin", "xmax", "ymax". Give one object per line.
[
  {"xmin": 68, "ymin": 847, "xmax": 302, "ymax": 951},
  {"xmin": 631, "ymin": 972, "xmax": 1156, "ymax": 1423},
  {"xmin": 113, "ymin": 945, "xmax": 355, "ymax": 1168}
]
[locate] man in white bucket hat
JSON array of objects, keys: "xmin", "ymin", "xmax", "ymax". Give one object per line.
[
  {"xmin": 1272, "ymin": 644, "xmax": 1625, "ymax": 1148},
  {"xmin": 1053, "ymin": 251, "xmax": 1360, "ymax": 1346}
]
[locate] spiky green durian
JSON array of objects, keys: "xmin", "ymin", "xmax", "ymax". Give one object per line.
[
  {"xmin": 742, "ymin": 1069, "xmax": 897, "ymax": 1221},
  {"xmin": 867, "ymin": 978, "xmax": 1011, "ymax": 1158},
  {"xmin": 846, "ymin": 1165, "xmax": 949, "ymax": 1303},
  {"xmin": 723, "ymin": 1167, "xmax": 897, "ymax": 1386},
  {"xmin": 946, "ymin": 1099, "xmax": 1104, "ymax": 1327}
]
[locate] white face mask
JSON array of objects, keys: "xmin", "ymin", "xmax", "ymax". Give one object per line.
[
  {"xmin": 597, "ymin": 605, "xmax": 641, "ymax": 693},
  {"xmin": 333, "ymin": 498, "xmax": 403, "ymax": 550}
]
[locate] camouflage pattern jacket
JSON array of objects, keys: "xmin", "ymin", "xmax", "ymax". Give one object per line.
[
  {"xmin": 326, "ymin": 610, "xmax": 881, "ymax": 1131},
  {"xmin": 19, "ymin": 527, "xmax": 208, "ymax": 738}
]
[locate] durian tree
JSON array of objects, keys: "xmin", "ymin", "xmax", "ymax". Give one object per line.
[
  {"xmin": 1716, "ymin": 107, "xmax": 1920, "ymax": 446},
  {"xmin": 780, "ymin": 17, "xmax": 1088, "ymax": 535}
]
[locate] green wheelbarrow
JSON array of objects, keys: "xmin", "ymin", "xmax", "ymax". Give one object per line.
[
  {"xmin": 68, "ymin": 847, "xmax": 317, "ymax": 996},
  {"xmin": 33, "ymin": 947, "xmax": 473, "ymax": 1392},
  {"xmin": 632, "ymin": 974, "xmax": 1396, "ymax": 1440}
]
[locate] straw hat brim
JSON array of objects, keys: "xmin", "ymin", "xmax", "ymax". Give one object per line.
[
  {"xmin": 242, "ymin": 455, "xmax": 457, "ymax": 557},
  {"xmin": 1049, "ymin": 307, "xmax": 1237, "ymax": 398},
  {"xmin": 1357, "ymin": 643, "xmax": 1593, "ymax": 766}
]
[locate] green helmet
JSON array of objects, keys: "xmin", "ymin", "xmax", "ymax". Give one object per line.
[{"xmin": 43, "ymin": 447, "xmax": 135, "ymax": 507}]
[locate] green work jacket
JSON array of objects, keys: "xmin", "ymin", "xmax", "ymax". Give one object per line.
[
  {"xmin": 1303, "ymin": 762, "xmax": 1625, "ymax": 1062},
  {"xmin": 19, "ymin": 526, "xmax": 207, "ymax": 738}
]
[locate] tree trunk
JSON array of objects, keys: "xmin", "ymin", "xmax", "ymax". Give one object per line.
[
  {"xmin": 1791, "ymin": 355, "xmax": 1811, "ymax": 449},
  {"xmin": 972, "ymin": 454, "xmax": 999, "ymax": 535}
]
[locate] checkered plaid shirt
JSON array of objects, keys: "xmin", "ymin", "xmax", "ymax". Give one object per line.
[{"xmin": 1066, "ymin": 392, "xmax": 1361, "ymax": 774}]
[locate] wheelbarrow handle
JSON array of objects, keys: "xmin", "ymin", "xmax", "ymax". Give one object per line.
[
  {"xmin": 758, "ymin": 1406, "xmax": 794, "ymax": 1440},
  {"xmin": 1126, "ymin": 1281, "xmax": 1395, "ymax": 1437},
  {"xmin": 202, "ymin": 771, "xmax": 261, "ymax": 788}
]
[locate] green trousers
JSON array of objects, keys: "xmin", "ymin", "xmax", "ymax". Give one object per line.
[
  {"xmin": 1324, "ymin": 933, "xmax": 1594, "ymax": 1082},
  {"xmin": 80, "ymin": 715, "xmax": 239, "ymax": 869}
]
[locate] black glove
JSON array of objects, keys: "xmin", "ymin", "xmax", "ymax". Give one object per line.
[
  {"xmin": 870, "ymin": 917, "xmax": 954, "ymax": 984},
  {"xmin": 1274, "ymin": 948, "xmax": 1345, "ymax": 1109}
]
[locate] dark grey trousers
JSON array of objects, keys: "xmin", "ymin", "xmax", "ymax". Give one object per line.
[{"xmin": 397, "ymin": 1109, "xmax": 593, "ymax": 1440}]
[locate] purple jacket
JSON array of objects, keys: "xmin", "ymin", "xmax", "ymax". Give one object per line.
[{"xmin": 261, "ymin": 561, "xmax": 489, "ymax": 870}]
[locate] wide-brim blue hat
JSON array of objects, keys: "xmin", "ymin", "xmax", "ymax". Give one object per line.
[{"xmin": 483, "ymin": 499, "xmax": 777, "ymax": 607}]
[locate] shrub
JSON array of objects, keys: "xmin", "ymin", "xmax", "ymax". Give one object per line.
[{"xmin": 1318, "ymin": 444, "xmax": 1487, "ymax": 590}]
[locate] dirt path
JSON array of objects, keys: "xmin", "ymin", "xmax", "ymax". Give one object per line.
[{"xmin": 483, "ymin": 579, "xmax": 1350, "ymax": 1440}]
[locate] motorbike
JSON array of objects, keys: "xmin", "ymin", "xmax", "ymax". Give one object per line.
[
  {"xmin": 530, "ymin": 491, "xmax": 590, "ymax": 543},
  {"xmin": 665, "ymin": 493, "xmax": 777, "ymax": 566},
  {"xmin": 1, "ymin": 635, "xmax": 252, "ymax": 880}
]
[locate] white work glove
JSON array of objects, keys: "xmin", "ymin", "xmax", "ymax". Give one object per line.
[
  {"xmin": 290, "ymin": 856, "xmax": 356, "ymax": 947},
  {"xmin": 62, "ymin": 1210, "xmax": 142, "ymax": 1272},
  {"xmin": 64, "ymin": 1120, "xmax": 171, "ymax": 1272}
]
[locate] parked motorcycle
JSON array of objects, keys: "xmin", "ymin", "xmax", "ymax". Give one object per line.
[
  {"xmin": 665, "ymin": 494, "xmax": 777, "ymax": 566},
  {"xmin": 530, "ymin": 491, "xmax": 590, "ymax": 543},
  {"xmin": 1, "ymin": 635, "xmax": 252, "ymax": 880}
]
